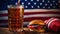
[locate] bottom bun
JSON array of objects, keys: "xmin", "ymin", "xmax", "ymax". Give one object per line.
[{"xmin": 29, "ymin": 29, "xmax": 45, "ymax": 33}]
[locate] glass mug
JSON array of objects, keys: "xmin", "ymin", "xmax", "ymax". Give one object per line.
[{"xmin": 8, "ymin": 5, "xmax": 24, "ymax": 32}]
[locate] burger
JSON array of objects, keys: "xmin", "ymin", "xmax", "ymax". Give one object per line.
[{"xmin": 28, "ymin": 20, "xmax": 46, "ymax": 32}]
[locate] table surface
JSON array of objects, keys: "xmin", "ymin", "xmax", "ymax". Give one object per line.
[{"xmin": 0, "ymin": 28, "xmax": 60, "ymax": 34}]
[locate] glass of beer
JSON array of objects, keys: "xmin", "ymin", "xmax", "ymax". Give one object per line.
[{"xmin": 8, "ymin": 5, "xmax": 24, "ymax": 32}]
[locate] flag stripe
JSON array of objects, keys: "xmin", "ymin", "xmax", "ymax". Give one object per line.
[
  {"xmin": 0, "ymin": 9, "xmax": 60, "ymax": 14},
  {"xmin": 0, "ymin": 17, "xmax": 60, "ymax": 23},
  {"xmin": 0, "ymin": 10, "xmax": 8, "ymax": 14},
  {"xmin": 24, "ymin": 14, "xmax": 60, "ymax": 18},
  {"xmin": 0, "ymin": 22, "xmax": 29, "ymax": 25},
  {"xmin": 24, "ymin": 17, "xmax": 60, "ymax": 22},
  {"xmin": 0, "ymin": 14, "xmax": 8, "ymax": 17},
  {"xmin": 0, "ymin": 16, "xmax": 8, "ymax": 20},
  {"xmin": 0, "ymin": 12, "xmax": 60, "ymax": 17},
  {"xmin": 24, "ymin": 9, "xmax": 60, "ymax": 12},
  {"xmin": 0, "ymin": 14, "xmax": 60, "ymax": 20},
  {"xmin": 0, "ymin": 22, "xmax": 29, "ymax": 27},
  {"xmin": 24, "ymin": 12, "xmax": 60, "ymax": 15},
  {"xmin": 0, "ymin": 23, "xmax": 8, "ymax": 26},
  {"xmin": 0, "ymin": 20, "xmax": 8, "ymax": 23}
]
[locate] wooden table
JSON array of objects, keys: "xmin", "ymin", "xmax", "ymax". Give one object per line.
[{"xmin": 0, "ymin": 28, "xmax": 60, "ymax": 34}]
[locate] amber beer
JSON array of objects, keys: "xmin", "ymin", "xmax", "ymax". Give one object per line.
[{"xmin": 8, "ymin": 5, "xmax": 24, "ymax": 32}]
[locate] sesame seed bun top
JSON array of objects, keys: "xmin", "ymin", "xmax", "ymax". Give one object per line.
[{"xmin": 29, "ymin": 20, "xmax": 45, "ymax": 25}]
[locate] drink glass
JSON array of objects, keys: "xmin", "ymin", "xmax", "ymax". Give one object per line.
[{"xmin": 8, "ymin": 5, "xmax": 24, "ymax": 32}]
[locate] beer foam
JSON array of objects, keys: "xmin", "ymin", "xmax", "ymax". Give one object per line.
[{"xmin": 8, "ymin": 5, "xmax": 24, "ymax": 9}]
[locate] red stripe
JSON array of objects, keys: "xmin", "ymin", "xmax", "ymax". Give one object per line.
[
  {"xmin": 24, "ymin": 12, "xmax": 60, "ymax": 15},
  {"xmin": 0, "ymin": 17, "xmax": 60, "ymax": 23},
  {"xmin": 24, "ymin": 17, "xmax": 60, "ymax": 22},
  {"xmin": 0, "ymin": 20, "xmax": 8, "ymax": 23},
  {"xmin": 0, "ymin": 14, "xmax": 8, "ymax": 17},
  {"xmin": 0, "ymin": 12, "xmax": 60, "ymax": 17}
]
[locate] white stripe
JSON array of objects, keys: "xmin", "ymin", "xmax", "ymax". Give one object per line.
[
  {"xmin": 0, "ymin": 10, "xmax": 8, "ymax": 14},
  {"xmin": 24, "ymin": 14, "xmax": 60, "ymax": 18},
  {"xmin": 0, "ymin": 23, "xmax": 8, "ymax": 26},
  {"xmin": 25, "ymin": 9, "xmax": 60, "ymax": 12},
  {"xmin": 46, "ymin": 18, "xmax": 54, "ymax": 24},
  {"xmin": 0, "ymin": 16, "xmax": 8, "ymax": 20},
  {"xmin": 48, "ymin": 19, "xmax": 59, "ymax": 29},
  {"xmin": 0, "ymin": 9, "xmax": 60, "ymax": 14},
  {"xmin": 0, "ymin": 22, "xmax": 29, "ymax": 26}
]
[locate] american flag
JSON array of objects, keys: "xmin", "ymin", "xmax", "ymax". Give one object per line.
[{"xmin": 0, "ymin": 0, "xmax": 60, "ymax": 27}]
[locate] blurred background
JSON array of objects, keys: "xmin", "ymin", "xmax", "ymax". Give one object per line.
[{"xmin": 0, "ymin": 0, "xmax": 60, "ymax": 27}]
